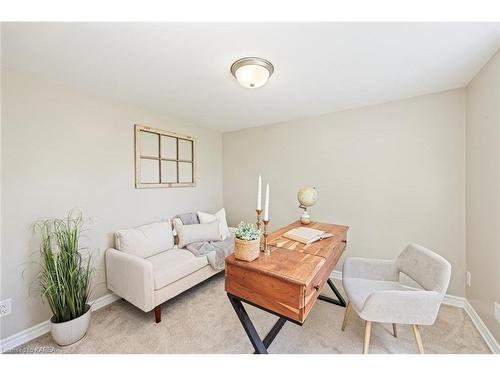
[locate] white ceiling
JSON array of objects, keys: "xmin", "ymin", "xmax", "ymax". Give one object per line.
[{"xmin": 3, "ymin": 22, "xmax": 499, "ymax": 132}]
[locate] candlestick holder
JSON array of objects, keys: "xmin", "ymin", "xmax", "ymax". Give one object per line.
[
  {"xmin": 256, "ymin": 209, "xmax": 262, "ymax": 230},
  {"xmin": 263, "ymin": 219, "xmax": 270, "ymax": 255},
  {"xmin": 256, "ymin": 209, "xmax": 263, "ymax": 251}
]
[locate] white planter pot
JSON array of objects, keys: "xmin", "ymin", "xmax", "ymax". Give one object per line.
[{"xmin": 50, "ymin": 305, "xmax": 91, "ymax": 346}]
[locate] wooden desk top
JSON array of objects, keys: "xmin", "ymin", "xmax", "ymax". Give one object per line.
[
  {"xmin": 225, "ymin": 221, "xmax": 349, "ymax": 287},
  {"xmin": 267, "ymin": 221, "xmax": 349, "ymax": 258}
]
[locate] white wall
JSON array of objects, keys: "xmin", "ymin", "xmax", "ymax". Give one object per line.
[
  {"xmin": 0, "ymin": 69, "xmax": 223, "ymax": 339},
  {"xmin": 466, "ymin": 50, "xmax": 500, "ymax": 342},
  {"xmin": 223, "ymin": 89, "xmax": 466, "ymax": 297}
]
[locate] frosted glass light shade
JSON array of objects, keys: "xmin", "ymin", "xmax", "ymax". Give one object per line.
[
  {"xmin": 235, "ymin": 64, "xmax": 270, "ymax": 88},
  {"xmin": 231, "ymin": 57, "xmax": 274, "ymax": 89}
]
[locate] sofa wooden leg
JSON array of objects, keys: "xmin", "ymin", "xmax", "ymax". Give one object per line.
[
  {"xmin": 154, "ymin": 305, "xmax": 161, "ymax": 323},
  {"xmin": 363, "ymin": 321, "xmax": 372, "ymax": 354},
  {"xmin": 341, "ymin": 301, "xmax": 352, "ymax": 331},
  {"xmin": 392, "ymin": 323, "xmax": 397, "ymax": 337}
]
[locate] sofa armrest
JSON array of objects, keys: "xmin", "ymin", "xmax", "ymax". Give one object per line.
[
  {"xmin": 105, "ymin": 248, "xmax": 155, "ymax": 312},
  {"xmin": 343, "ymin": 257, "xmax": 398, "ymax": 281},
  {"xmin": 360, "ymin": 290, "xmax": 443, "ymax": 325}
]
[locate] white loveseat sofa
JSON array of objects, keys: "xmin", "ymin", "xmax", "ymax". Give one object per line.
[{"xmin": 106, "ymin": 220, "xmax": 223, "ymax": 323}]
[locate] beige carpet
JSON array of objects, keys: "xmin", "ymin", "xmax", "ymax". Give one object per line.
[{"xmin": 12, "ymin": 274, "xmax": 490, "ymax": 354}]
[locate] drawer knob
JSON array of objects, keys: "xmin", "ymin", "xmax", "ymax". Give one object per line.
[{"xmin": 314, "ymin": 285, "xmax": 320, "ymax": 291}]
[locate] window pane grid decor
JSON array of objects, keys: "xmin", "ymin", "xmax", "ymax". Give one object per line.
[{"xmin": 135, "ymin": 124, "xmax": 195, "ymax": 188}]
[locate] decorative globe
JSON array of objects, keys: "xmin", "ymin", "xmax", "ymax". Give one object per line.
[{"xmin": 297, "ymin": 186, "xmax": 318, "ymax": 208}]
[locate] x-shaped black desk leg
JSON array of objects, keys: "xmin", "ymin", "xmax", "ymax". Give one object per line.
[
  {"xmin": 228, "ymin": 279, "xmax": 346, "ymax": 354},
  {"xmin": 317, "ymin": 278, "xmax": 347, "ymax": 307},
  {"xmin": 227, "ymin": 293, "xmax": 288, "ymax": 354}
]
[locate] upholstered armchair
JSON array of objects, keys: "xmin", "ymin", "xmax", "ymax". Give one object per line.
[{"xmin": 341, "ymin": 243, "xmax": 451, "ymax": 354}]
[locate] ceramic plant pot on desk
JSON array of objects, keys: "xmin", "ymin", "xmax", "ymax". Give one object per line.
[
  {"xmin": 234, "ymin": 237, "xmax": 261, "ymax": 262},
  {"xmin": 50, "ymin": 305, "xmax": 92, "ymax": 346}
]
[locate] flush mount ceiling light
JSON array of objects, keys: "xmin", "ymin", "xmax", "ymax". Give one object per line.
[{"xmin": 230, "ymin": 57, "xmax": 274, "ymax": 88}]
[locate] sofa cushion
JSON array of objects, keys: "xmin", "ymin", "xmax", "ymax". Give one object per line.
[
  {"xmin": 197, "ymin": 208, "xmax": 231, "ymax": 240},
  {"xmin": 147, "ymin": 249, "xmax": 208, "ymax": 290},
  {"xmin": 172, "ymin": 217, "xmax": 182, "ymax": 238},
  {"xmin": 174, "ymin": 220, "xmax": 222, "ymax": 248},
  {"xmin": 115, "ymin": 221, "xmax": 174, "ymax": 259}
]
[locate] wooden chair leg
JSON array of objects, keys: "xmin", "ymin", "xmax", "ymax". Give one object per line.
[
  {"xmin": 412, "ymin": 324, "xmax": 424, "ymax": 354},
  {"xmin": 392, "ymin": 323, "xmax": 397, "ymax": 337},
  {"xmin": 154, "ymin": 305, "xmax": 162, "ymax": 323},
  {"xmin": 341, "ymin": 301, "xmax": 352, "ymax": 331},
  {"xmin": 363, "ymin": 321, "xmax": 372, "ymax": 354}
]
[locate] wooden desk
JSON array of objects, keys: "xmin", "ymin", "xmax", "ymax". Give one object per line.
[{"xmin": 225, "ymin": 221, "xmax": 349, "ymax": 354}]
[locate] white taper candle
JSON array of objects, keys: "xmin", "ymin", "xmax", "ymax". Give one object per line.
[
  {"xmin": 264, "ymin": 183, "xmax": 270, "ymax": 221},
  {"xmin": 257, "ymin": 175, "xmax": 262, "ymax": 210}
]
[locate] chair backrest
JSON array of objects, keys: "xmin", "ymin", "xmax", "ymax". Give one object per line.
[{"xmin": 396, "ymin": 243, "xmax": 451, "ymax": 294}]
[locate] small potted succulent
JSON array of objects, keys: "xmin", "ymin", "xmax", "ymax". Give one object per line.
[{"xmin": 234, "ymin": 221, "xmax": 262, "ymax": 262}]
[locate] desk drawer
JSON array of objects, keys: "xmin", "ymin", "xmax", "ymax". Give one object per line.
[
  {"xmin": 302, "ymin": 272, "xmax": 324, "ymax": 319},
  {"xmin": 225, "ymin": 263, "xmax": 304, "ymax": 322}
]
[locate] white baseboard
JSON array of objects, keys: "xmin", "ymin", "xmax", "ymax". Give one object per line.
[
  {"xmin": 330, "ymin": 270, "xmax": 498, "ymax": 353},
  {"xmin": 331, "ymin": 270, "xmax": 343, "ymax": 280},
  {"xmin": 0, "ymin": 292, "xmax": 119, "ymax": 353},
  {"xmin": 0, "ymin": 319, "xmax": 51, "ymax": 353},
  {"xmin": 464, "ymin": 299, "xmax": 500, "ymax": 354},
  {"xmin": 89, "ymin": 292, "xmax": 121, "ymax": 311},
  {"xmin": 442, "ymin": 294, "xmax": 466, "ymax": 308}
]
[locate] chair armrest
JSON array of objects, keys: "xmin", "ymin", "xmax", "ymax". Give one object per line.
[
  {"xmin": 360, "ymin": 290, "xmax": 443, "ymax": 325},
  {"xmin": 343, "ymin": 257, "xmax": 398, "ymax": 281},
  {"xmin": 105, "ymin": 248, "xmax": 155, "ymax": 312}
]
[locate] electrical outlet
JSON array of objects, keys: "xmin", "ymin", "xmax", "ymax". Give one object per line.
[
  {"xmin": 495, "ymin": 302, "xmax": 500, "ymax": 324},
  {"xmin": 466, "ymin": 271, "xmax": 471, "ymax": 287},
  {"xmin": 0, "ymin": 298, "xmax": 12, "ymax": 317}
]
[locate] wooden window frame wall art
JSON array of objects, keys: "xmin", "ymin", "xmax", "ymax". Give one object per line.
[{"xmin": 135, "ymin": 124, "xmax": 196, "ymax": 188}]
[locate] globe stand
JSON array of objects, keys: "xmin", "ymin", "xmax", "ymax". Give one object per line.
[
  {"xmin": 297, "ymin": 186, "xmax": 317, "ymax": 225},
  {"xmin": 299, "ymin": 205, "xmax": 311, "ymax": 225}
]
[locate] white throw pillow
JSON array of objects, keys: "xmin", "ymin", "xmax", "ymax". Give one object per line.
[
  {"xmin": 115, "ymin": 221, "xmax": 174, "ymax": 258},
  {"xmin": 171, "ymin": 217, "xmax": 182, "ymax": 237},
  {"xmin": 174, "ymin": 220, "xmax": 222, "ymax": 248},
  {"xmin": 197, "ymin": 208, "xmax": 231, "ymax": 240}
]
